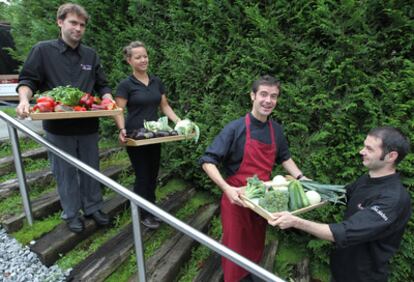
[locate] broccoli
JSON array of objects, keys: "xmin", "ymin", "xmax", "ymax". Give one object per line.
[
  {"xmin": 259, "ymin": 190, "xmax": 289, "ymax": 213},
  {"xmin": 245, "ymin": 175, "xmax": 266, "ymax": 199}
]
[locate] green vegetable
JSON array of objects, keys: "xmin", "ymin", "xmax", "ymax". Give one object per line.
[
  {"xmin": 259, "ymin": 189, "xmax": 289, "ymax": 212},
  {"xmin": 245, "ymin": 175, "xmax": 266, "ymax": 199},
  {"xmin": 44, "ymin": 86, "xmax": 85, "ymax": 106},
  {"xmin": 174, "ymin": 119, "xmax": 200, "ymax": 142},
  {"xmin": 300, "ymin": 180, "xmax": 346, "ymax": 204},
  {"xmin": 144, "ymin": 116, "xmax": 173, "ymax": 132},
  {"xmin": 288, "ymin": 183, "xmax": 299, "ymax": 211}
]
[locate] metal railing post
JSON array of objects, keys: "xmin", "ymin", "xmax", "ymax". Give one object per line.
[
  {"xmin": 7, "ymin": 124, "xmax": 33, "ymax": 225},
  {"xmin": 131, "ymin": 201, "xmax": 147, "ymax": 282}
]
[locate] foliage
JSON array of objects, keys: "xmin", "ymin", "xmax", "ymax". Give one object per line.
[{"xmin": 6, "ymin": 0, "xmax": 414, "ymax": 280}]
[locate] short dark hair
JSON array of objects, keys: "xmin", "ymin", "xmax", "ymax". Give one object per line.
[
  {"xmin": 368, "ymin": 126, "xmax": 410, "ymax": 164},
  {"xmin": 57, "ymin": 3, "xmax": 89, "ymax": 23},
  {"xmin": 252, "ymin": 75, "xmax": 281, "ymax": 94}
]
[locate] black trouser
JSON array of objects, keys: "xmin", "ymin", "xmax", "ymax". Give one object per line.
[{"xmin": 126, "ymin": 144, "xmax": 161, "ymax": 218}]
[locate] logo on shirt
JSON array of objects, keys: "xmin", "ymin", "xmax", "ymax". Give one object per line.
[
  {"xmin": 80, "ymin": 64, "xmax": 92, "ymax": 71},
  {"xmin": 370, "ymin": 205, "xmax": 388, "ymax": 221}
]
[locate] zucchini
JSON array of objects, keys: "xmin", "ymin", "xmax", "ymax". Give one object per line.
[
  {"xmin": 288, "ymin": 182, "xmax": 298, "ymax": 211},
  {"xmin": 295, "ymin": 180, "xmax": 310, "ymax": 207}
]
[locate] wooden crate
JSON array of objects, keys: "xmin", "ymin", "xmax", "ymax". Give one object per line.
[
  {"xmin": 240, "ymin": 194, "xmax": 328, "ymax": 221},
  {"xmin": 29, "ymin": 107, "xmax": 123, "ymax": 120},
  {"xmin": 125, "ymin": 133, "xmax": 195, "ymax": 147}
]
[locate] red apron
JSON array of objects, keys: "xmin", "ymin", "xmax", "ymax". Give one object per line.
[{"xmin": 221, "ymin": 114, "xmax": 276, "ymax": 282}]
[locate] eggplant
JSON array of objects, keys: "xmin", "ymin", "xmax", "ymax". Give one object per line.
[
  {"xmin": 154, "ymin": 130, "xmax": 170, "ymax": 137},
  {"xmin": 169, "ymin": 130, "xmax": 179, "ymax": 136},
  {"xmin": 134, "ymin": 132, "xmax": 147, "ymax": 140}
]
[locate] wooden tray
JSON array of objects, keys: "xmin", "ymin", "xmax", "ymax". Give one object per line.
[
  {"xmin": 125, "ymin": 133, "xmax": 195, "ymax": 147},
  {"xmin": 29, "ymin": 107, "xmax": 123, "ymax": 120},
  {"xmin": 240, "ymin": 194, "xmax": 328, "ymax": 221}
]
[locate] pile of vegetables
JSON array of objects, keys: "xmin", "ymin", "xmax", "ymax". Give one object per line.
[
  {"xmin": 259, "ymin": 189, "xmax": 289, "ymax": 213},
  {"xmin": 244, "ymin": 175, "xmax": 266, "ymax": 199},
  {"xmin": 244, "ymin": 175, "xmax": 346, "ymax": 213},
  {"xmin": 127, "ymin": 116, "xmax": 200, "ymax": 142},
  {"xmin": 31, "ymin": 86, "xmax": 116, "ymax": 113}
]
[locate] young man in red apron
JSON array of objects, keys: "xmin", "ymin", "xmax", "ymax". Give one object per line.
[{"xmin": 200, "ymin": 75, "xmax": 307, "ymax": 281}]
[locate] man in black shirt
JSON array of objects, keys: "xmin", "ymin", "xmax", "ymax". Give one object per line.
[
  {"xmin": 16, "ymin": 3, "xmax": 113, "ymax": 233},
  {"xmin": 269, "ymin": 126, "xmax": 411, "ymax": 282}
]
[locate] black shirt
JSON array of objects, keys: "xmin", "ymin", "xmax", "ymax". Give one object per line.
[
  {"xmin": 115, "ymin": 75, "xmax": 165, "ymax": 130},
  {"xmin": 199, "ymin": 113, "xmax": 291, "ymax": 177},
  {"xmin": 329, "ymin": 173, "xmax": 411, "ymax": 282},
  {"xmin": 17, "ymin": 38, "xmax": 111, "ymax": 135}
]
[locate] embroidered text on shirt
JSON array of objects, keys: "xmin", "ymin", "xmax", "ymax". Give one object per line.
[
  {"xmin": 80, "ymin": 64, "xmax": 92, "ymax": 70},
  {"xmin": 370, "ymin": 205, "xmax": 388, "ymax": 221}
]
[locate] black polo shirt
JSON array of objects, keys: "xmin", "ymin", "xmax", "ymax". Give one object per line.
[
  {"xmin": 199, "ymin": 113, "xmax": 291, "ymax": 177},
  {"xmin": 17, "ymin": 38, "xmax": 111, "ymax": 135},
  {"xmin": 115, "ymin": 74, "xmax": 165, "ymax": 130},
  {"xmin": 329, "ymin": 173, "xmax": 411, "ymax": 282}
]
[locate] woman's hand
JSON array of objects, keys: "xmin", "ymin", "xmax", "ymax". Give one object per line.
[{"xmin": 118, "ymin": 128, "xmax": 127, "ymax": 143}]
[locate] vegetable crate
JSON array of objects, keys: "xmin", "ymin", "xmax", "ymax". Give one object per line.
[
  {"xmin": 125, "ymin": 133, "xmax": 196, "ymax": 146},
  {"xmin": 29, "ymin": 107, "xmax": 123, "ymax": 120},
  {"xmin": 241, "ymin": 194, "xmax": 328, "ymax": 221}
]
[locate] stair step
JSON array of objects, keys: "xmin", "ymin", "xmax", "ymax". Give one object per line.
[
  {"xmin": 67, "ymin": 188, "xmax": 197, "ymax": 281},
  {"xmin": 0, "ymin": 147, "xmax": 123, "ymax": 200},
  {"xmin": 0, "ymin": 147, "xmax": 47, "ymax": 176},
  {"xmin": 193, "ymin": 239, "xmax": 279, "ymax": 281},
  {"xmin": 141, "ymin": 203, "xmax": 219, "ymax": 282},
  {"xmin": 30, "ymin": 194, "xmax": 129, "ymax": 266},
  {"xmin": 1, "ymin": 164, "xmax": 130, "ymax": 233}
]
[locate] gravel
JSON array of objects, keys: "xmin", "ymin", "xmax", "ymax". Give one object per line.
[{"xmin": 0, "ymin": 228, "xmax": 69, "ymax": 282}]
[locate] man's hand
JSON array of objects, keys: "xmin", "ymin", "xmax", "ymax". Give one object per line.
[
  {"xmin": 268, "ymin": 211, "xmax": 299, "ymax": 229},
  {"xmin": 224, "ymin": 186, "xmax": 245, "ymax": 207},
  {"xmin": 16, "ymin": 101, "xmax": 31, "ymax": 118}
]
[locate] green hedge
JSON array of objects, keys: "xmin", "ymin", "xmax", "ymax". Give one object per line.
[{"xmin": 4, "ymin": 1, "xmax": 413, "ymax": 280}]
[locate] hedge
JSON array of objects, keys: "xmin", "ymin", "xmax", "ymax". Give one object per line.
[{"xmin": 4, "ymin": 1, "xmax": 413, "ymax": 280}]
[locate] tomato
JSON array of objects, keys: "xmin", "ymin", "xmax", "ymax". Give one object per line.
[{"xmin": 73, "ymin": 106, "xmax": 87, "ymax": 111}]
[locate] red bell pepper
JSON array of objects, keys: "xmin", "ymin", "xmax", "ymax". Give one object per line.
[
  {"xmin": 79, "ymin": 93, "xmax": 94, "ymax": 109},
  {"xmin": 36, "ymin": 96, "xmax": 55, "ymax": 107},
  {"xmin": 33, "ymin": 101, "xmax": 54, "ymax": 112}
]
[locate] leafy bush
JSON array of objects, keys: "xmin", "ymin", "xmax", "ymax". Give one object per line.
[{"xmin": 4, "ymin": 1, "xmax": 414, "ymax": 280}]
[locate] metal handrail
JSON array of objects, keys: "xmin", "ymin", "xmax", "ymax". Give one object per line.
[{"xmin": 0, "ymin": 111, "xmax": 285, "ymax": 282}]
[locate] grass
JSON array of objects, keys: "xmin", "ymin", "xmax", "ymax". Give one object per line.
[
  {"xmin": 12, "ymin": 213, "xmax": 61, "ymax": 245},
  {"xmin": 0, "ymin": 181, "xmax": 56, "ymax": 219},
  {"xmin": 177, "ymin": 216, "xmax": 222, "ymax": 282},
  {"xmin": 0, "ymin": 138, "xmax": 40, "ymax": 159},
  {"xmin": 57, "ymin": 208, "xmax": 132, "ymax": 269},
  {"xmin": 105, "ymin": 191, "xmax": 214, "ymax": 282},
  {"xmin": 1, "ymin": 108, "xmax": 17, "ymax": 116},
  {"xmin": 54, "ymin": 177, "xmax": 190, "ymax": 271},
  {"xmin": 0, "ymin": 158, "xmax": 50, "ymax": 182}
]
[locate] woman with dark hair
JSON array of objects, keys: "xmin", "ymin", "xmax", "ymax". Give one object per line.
[{"xmin": 115, "ymin": 41, "xmax": 180, "ymax": 229}]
